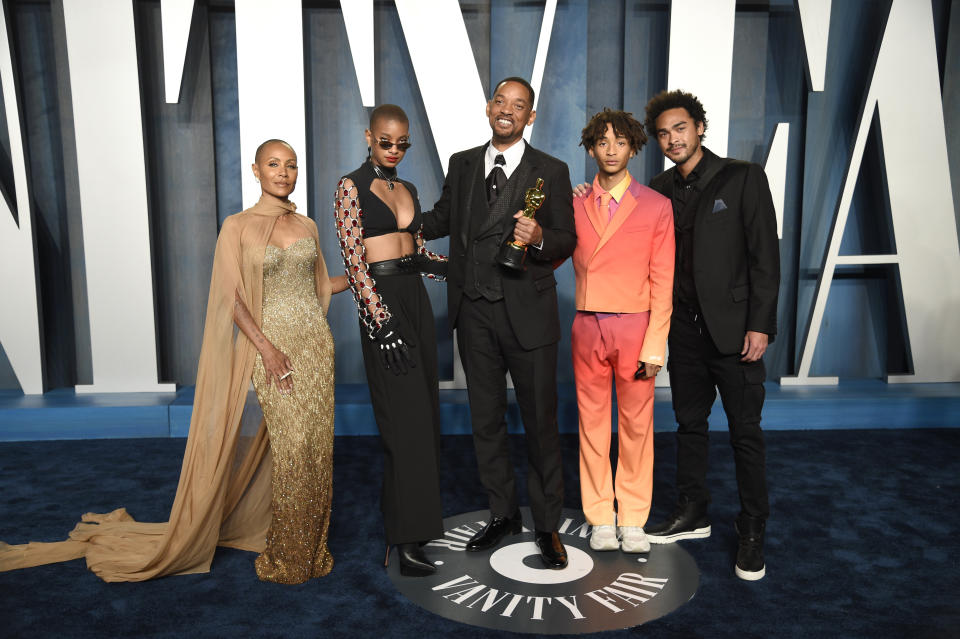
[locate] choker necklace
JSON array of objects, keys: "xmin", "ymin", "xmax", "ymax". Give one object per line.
[{"xmin": 372, "ymin": 163, "xmax": 398, "ymax": 191}]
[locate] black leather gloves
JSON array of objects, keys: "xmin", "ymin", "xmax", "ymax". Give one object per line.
[
  {"xmin": 371, "ymin": 315, "xmax": 416, "ymax": 375},
  {"xmin": 416, "ymin": 254, "xmax": 448, "ymax": 279}
]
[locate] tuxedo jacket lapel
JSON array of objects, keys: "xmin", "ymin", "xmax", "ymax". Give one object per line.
[
  {"xmin": 464, "ymin": 145, "xmax": 488, "ymax": 246},
  {"xmin": 592, "ymin": 189, "xmax": 638, "ymax": 258},
  {"xmin": 583, "ymin": 189, "xmax": 605, "ymax": 242}
]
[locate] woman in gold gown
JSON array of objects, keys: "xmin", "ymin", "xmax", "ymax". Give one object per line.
[
  {"xmin": 237, "ymin": 139, "xmax": 346, "ymax": 582},
  {"xmin": 0, "ymin": 140, "xmax": 344, "ymax": 584}
]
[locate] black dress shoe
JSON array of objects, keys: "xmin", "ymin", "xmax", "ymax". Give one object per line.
[
  {"xmin": 534, "ymin": 531, "xmax": 568, "ymax": 569},
  {"xmin": 397, "ymin": 543, "xmax": 436, "ymax": 577},
  {"xmin": 466, "ymin": 511, "xmax": 523, "ymax": 552},
  {"xmin": 646, "ymin": 498, "xmax": 711, "ymax": 544}
]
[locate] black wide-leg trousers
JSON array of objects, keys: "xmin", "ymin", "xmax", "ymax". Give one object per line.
[
  {"xmin": 667, "ymin": 306, "xmax": 770, "ymax": 520},
  {"xmin": 360, "ymin": 272, "xmax": 444, "ymax": 545},
  {"xmin": 456, "ymin": 296, "xmax": 564, "ymax": 533}
]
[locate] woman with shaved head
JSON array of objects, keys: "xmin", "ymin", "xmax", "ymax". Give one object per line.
[
  {"xmin": 0, "ymin": 140, "xmax": 346, "ymax": 585},
  {"xmin": 335, "ymin": 104, "xmax": 447, "ymax": 577},
  {"xmin": 228, "ymin": 139, "xmax": 345, "ymax": 583}
]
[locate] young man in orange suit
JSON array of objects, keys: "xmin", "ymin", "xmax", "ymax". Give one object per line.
[{"xmin": 570, "ymin": 109, "xmax": 675, "ymax": 553}]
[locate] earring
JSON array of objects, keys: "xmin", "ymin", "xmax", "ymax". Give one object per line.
[
  {"xmin": 367, "ymin": 146, "xmax": 371, "ymax": 160},
  {"xmin": 255, "ymin": 178, "xmax": 260, "ymax": 183}
]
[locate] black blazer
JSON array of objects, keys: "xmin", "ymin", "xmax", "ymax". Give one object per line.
[
  {"xmin": 422, "ymin": 143, "xmax": 576, "ymax": 350},
  {"xmin": 650, "ymin": 153, "xmax": 780, "ymax": 355}
]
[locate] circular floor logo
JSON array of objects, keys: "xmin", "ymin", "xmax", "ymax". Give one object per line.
[{"xmin": 387, "ymin": 508, "xmax": 699, "ymax": 634}]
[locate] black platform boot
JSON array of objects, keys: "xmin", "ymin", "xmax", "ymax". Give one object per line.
[{"xmin": 396, "ymin": 543, "xmax": 436, "ymax": 577}]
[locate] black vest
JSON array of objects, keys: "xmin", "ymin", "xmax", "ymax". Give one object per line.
[{"xmin": 464, "ymin": 159, "xmax": 530, "ymax": 301}]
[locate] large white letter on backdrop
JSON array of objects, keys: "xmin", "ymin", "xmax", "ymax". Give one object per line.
[
  {"xmin": 235, "ymin": 0, "xmax": 307, "ymax": 209},
  {"xmin": 61, "ymin": 0, "xmax": 173, "ymax": 393},
  {"xmin": 797, "ymin": 0, "xmax": 831, "ymax": 92},
  {"xmin": 394, "ymin": 0, "xmax": 490, "ymax": 168},
  {"xmin": 161, "ymin": 0, "xmax": 195, "ymax": 104},
  {"xmin": 665, "ymin": 0, "xmax": 735, "ymax": 165},
  {"xmin": 783, "ymin": 0, "xmax": 960, "ymax": 385},
  {"xmin": 524, "ymin": 0, "xmax": 556, "ymax": 141},
  {"xmin": 342, "ymin": 0, "xmax": 374, "ymax": 108},
  {"xmin": 0, "ymin": 2, "xmax": 43, "ymax": 394}
]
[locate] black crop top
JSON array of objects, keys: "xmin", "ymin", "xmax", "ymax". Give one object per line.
[
  {"xmin": 342, "ymin": 161, "xmax": 421, "ymax": 238},
  {"xmin": 334, "ymin": 161, "xmax": 447, "ymax": 338}
]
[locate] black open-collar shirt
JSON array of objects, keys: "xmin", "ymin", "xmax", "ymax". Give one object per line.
[{"xmin": 668, "ymin": 147, "xmax": 725, "ymax": 312}]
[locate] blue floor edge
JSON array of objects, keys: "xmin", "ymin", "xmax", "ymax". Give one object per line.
[{"xmin": 1, "ymin": 381, "xmax": 958, "ymax": 441}]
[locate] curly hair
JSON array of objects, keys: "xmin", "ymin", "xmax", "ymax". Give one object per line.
[
  {"xmin": 579, "ymin": 108, "xmax": 647, "ymax": 152},
  {"xmin": 643, "ymin": 90, "xmax": 708, "ymax": 140}
]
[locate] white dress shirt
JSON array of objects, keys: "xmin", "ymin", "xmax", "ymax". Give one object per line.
[{"xmin": 484, "ymin": 138, "xmax": 526, "ymax": 179}]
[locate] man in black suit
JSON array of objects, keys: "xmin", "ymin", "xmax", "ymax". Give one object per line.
[
  {"xmin": 642, "ymin": 90, "xmax": 779, "ymax": 581},
  {"xmin": 422, "ymin": 77, "xmax": 576, "ymax": 568}
]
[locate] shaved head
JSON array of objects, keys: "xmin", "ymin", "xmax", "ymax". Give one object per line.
[
  {"xmin": 369, "ymin": 104, "xmax": 409, "ymax": 130},
  {"xmin": 255, "ymin": 139, "xmax": 295, "ymax": 164}
]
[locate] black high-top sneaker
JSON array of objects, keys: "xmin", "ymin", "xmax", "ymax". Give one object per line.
[
  {"xmin": 734, "ymin": 515, "xmax": 766, "ymax": 581},
  {"xmin": 646, "ymin": 498, "xmax": 711, "ymax": 544}
]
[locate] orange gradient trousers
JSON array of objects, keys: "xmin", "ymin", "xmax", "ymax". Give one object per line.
[{"xmin": 573, "ymin": 311, "xmax": 656, "ymax": 527}]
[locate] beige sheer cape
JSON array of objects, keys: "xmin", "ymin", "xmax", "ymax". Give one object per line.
[{"xmin": 0, "ymin": 196, "xmax": 332, "ymax": 582}]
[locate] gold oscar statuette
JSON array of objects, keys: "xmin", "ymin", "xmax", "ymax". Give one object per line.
[{"xmin": 497, "ymin": 177, "xmax": 545, "ymax": 270}]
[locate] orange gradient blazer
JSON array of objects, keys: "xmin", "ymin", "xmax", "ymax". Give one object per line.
[{"xmin": 571, "ymin": 179, "xmax": 675, "ymax": 366}]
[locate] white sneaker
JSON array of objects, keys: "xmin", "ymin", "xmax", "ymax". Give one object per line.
[
  {"xmin": 589, "ymin": 524, "xmax": 619, "ymax": 551},
  {"xmin": 619, "ymin": 526, "xmax": 651, "ymax": 553}
]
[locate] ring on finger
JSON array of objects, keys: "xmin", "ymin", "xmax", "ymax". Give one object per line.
[{"xmin": 279, "ymin": 370, "xmax": 293, "ymax": 380}]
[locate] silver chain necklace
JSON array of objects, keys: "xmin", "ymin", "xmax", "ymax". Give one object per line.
[{"xmin": 372, "ymin": 164, "xmax": 398, "ymax": 191}]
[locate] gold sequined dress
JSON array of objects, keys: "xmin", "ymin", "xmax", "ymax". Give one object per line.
[{"xmin": 252, "ymin": 236, "xmax": 335, "ymax": 584}]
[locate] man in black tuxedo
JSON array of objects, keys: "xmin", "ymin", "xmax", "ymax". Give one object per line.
[
  {"xmin": 642, "ymin": 90, "xmax": 779, "ymax": 581},
  {"xmin": 422, "ymin": 77, "xmax": 575, "ymax": 568}
]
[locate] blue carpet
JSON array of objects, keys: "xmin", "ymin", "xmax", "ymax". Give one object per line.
[{"xmin": 1, "ymin": 430, "xmax": 958, "ymax": 637}]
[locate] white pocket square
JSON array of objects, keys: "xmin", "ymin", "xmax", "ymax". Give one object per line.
[{"xmin": 712, "ymin": 198, "xmax": 727, "ymax": 213}]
